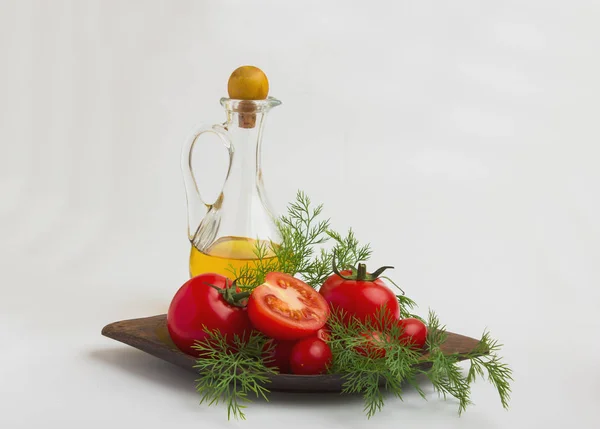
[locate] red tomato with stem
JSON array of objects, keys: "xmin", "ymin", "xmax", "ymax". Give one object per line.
[
  {"xmin": 167, "ymin": 273, "xmax": 252, "ymax": 357},
  {"xmin": 319, "ymin": 261, "xmax": 400, "ymax": 327},
  {"xmin": 397, "ymin": 318, "xmax": 428, "ymax": 349},
  {"xmin": 247, "ymin": 272, "xmax": 330, "ymax": 341},
  {"xmin": 290, "ymin": 337, "xmax": 333, "ymax": 375}
]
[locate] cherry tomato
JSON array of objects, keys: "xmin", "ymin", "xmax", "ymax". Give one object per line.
[
  {"xmin": 247, "ymin": 272, "xmax": 330, "ymax": 341},
  {"xmin": 319, "ymin": 264, "xmax": 400, "ymax": 327},
  {"xmin": 397, "ymin": 318, "xmax": 428, "ymax": 349},
  {"xmin": 354, "ymin": 331, "xmax": 390, "ymax": 358},
  {"xmin": 167, "ymin": 273, "xmax": 251, "ymax": 357},
  {"xmin": 290, "ymin": 337, "xmax": 333, "ymax": 375},
  {"xmin": 263, "ymin": 339, "xmax": 296, "ymax": 374}
]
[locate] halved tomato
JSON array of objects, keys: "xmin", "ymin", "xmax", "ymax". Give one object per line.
[{"xmin": 247, "ymin": 272, "xmax": 330, "ymax": 341}]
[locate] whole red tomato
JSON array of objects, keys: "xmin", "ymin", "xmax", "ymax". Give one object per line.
[
  {"xmin": 289, "ymin": 337, "xmax": 333, "ymax": 375},
  {"xmin": 319, "ymin": 262, "xmax": 400, "ymax": 327},
  {"xmin": 167, "ymin": 273, "xmax": 252, "ymax": 357},
  {"xmin": 397, "ymin": 318, "xmax": 428, "ymax": 349},
  {"xmin": 247, "ymin": 272, "xmax": 330, "ymax": 341}
]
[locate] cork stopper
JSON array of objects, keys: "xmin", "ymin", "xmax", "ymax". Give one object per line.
[{"xmin": 237, "ymin": 100, "xmax": 258, "ymax": 129}]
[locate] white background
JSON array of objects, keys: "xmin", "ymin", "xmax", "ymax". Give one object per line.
[{"xmin": 1, "ymin": 1, "xmax": 600, "ymax": 428}]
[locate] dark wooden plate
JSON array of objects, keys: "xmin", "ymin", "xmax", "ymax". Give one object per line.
[{"xmin": 101, "ymin": 315, "xmax": 481, "ymax": 393}]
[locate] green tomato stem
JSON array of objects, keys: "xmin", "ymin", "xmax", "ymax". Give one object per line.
[{"xmin": 357, "ymin": 263, "xmax": 368, "ymax": 281}]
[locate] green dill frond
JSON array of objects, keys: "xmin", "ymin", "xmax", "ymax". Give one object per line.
[
  {"xmin": 192, "ymin": 329, "xmax": 276, "ymax": 421},
  {"xmin": 465, "ymin": 330, "xmax": 513, "ymax": 409},
  {"xmin": 301, "ymin": 248, "xmax": 333, "ymax": 287},
  {"xmin": 425, "ymin": 309, "xmax": 447, "ymax": 352},
  {"xmin": 425, "ymin": 349, "xmax": 472, "ymax": 414},
  {"xmin": 327, "ymin": 228, "xmax": 372, "ymax": 269}
]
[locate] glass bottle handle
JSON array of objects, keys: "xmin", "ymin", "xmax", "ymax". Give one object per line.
[{"xmin": 181, "ymin": 123, "xmax": 233, "ymax": 241}]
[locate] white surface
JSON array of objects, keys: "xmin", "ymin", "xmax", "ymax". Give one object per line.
[{"xmin": 2, "ymin": 1, "xmax": 600, "ymax": 428}]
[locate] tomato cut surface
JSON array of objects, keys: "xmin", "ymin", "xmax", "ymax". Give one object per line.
[{"xmin": 247, "ymin": 272, "xmax": 330, "ymax": 341}]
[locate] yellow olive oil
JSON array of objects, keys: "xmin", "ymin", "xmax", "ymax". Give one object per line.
[{"xmin": 189, "ymin": 236, "xmax": 278, "ymax": 279}]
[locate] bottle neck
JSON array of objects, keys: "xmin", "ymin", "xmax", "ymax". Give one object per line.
[{"xmin": 220, "ymin": 110, "xmax": 267, "ymax": 206}]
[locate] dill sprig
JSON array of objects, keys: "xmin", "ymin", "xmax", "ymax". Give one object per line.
[
  {"xmin": 192, "ymin": 329, "xmax": 277, "ymax": 421},
  {"xmin": 274, "ymin": 191, "xmax": 331, "ymax": 279},
  {"xmin": 423, "ymin": 311, "xmax": 512, "ymax": 413},
  {"xmin": 464, "ymin": 331, "xmax": 513, "ymax": 409},
  {"xmin": 326, "ymin": 228, "xmax": 373, "ymax": 272},
  {"xmin": 423, "ymin": 309, "xmax": 473, "ymax": 414}
]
